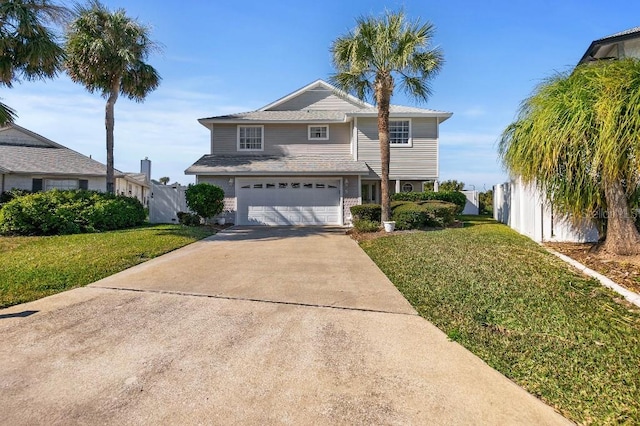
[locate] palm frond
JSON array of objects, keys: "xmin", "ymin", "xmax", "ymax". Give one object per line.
[{"xmin": 0, "ymin": 100, "xmax": 17, "ymax": 125}]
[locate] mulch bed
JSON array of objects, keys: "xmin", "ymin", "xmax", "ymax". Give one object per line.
[{"xmin": 544, "ymin": 242, "xmax": 640, "ymax": 295}]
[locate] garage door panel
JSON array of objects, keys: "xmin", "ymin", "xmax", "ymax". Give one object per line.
[{"xmin": 238, "ymin": 178, "xmax": 341, "ymax": 226}]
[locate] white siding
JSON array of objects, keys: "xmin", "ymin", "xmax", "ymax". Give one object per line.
[
  {"xmin": 212, "ymin": 123, "xmax": 351, "ymax": 156},
  {"xmin": 357, "ymin": 117, "xmax": 438, "ymax": 179},
  {"xmin": 0, "ymin": 128, "xmax": 51, "ymax": 146}
]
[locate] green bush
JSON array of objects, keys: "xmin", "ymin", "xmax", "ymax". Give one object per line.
[
  {"xmin": 177, "ymin": 211, "xmax": 201, "ymax": 226},
  {"xmin": 0, "ymin": 190, "xmax": 145, "ymax": 235},
  {"xmin": 185, "ymin": 183, "xmax": 224, "ymax": 220},
  {"xmin": 350, "ymin": 204, "xmax": 381, "ymax": 222},
  {"xmin": 391, "ymin": 201, "xmax": 458, "ymax": 230},
  {"xmin": 0, "ymin": 189, "xmax": 31, "ymax": 204},
  {"xmin": 392, "ymin": 191, "xmax": 467, "ymax": 214},
  {"xmin": 479, "ymin": 190, "xmax": 494, "ymax": 216},
  {"xmin": 353, "ymin": 219, "xmax": 380, "ymax": 233}
]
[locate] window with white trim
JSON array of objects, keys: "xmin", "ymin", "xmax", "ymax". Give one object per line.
[
  {"xmin": 238, "ymin": 125, "xmax": 263, "ymax": 151},
  {"xmin": 45, "ymin": 179, "xmax": 79, "ymax": 191},
  {"xmin": 389, "ymin": 119, "xmax": 411, "ymax": 145},
  {"xmin": 308, "ymin": 125, "xmax": 329, "ymax": 140}
]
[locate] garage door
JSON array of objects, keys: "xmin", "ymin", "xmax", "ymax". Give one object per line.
[{"xmin": 236, "ymin": 178, "xmax": 341, "ymax": 225}]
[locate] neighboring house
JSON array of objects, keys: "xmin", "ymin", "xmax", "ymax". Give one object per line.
[
  {"xmin": 186, "ymin": 79, "xmax": 452, "ymax": 226},
  {"xmin": 579, "ymin": 27, "xmax": 640, "ymax": 64},
  {"xmin": 495, "ymin": 27, "xmax": 640, "ymax": 242},
  {"xmin": 0, "ymin": 124, "xmax": 149, "ymax": 206}
]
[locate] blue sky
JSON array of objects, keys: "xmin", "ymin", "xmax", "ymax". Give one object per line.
[{"xmin": 4, "ymin": 0, "xmax": 640, "ymax": 190}]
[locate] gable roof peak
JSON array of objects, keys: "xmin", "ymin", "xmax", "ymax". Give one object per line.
[{"xmin": 259, "ymin": 79, "xmax": 373, "ymax": 111}]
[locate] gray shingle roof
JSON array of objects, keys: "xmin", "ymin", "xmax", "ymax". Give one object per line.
[
  {"xmin": 348, "ymin": 105, "xmax": 453, "ymax": 117},
  {"xmin": 596, "ymin": 27, "xmax": 640, "ymax": 42},
  {"xmin": 199, "ymin": 110, "xmax": 347, "ymax": 122},
  {"xmin": 185, "ymin": 155, "xmax": 370, "ymax": 175},
  {"xmin": 0, "ymin": 145, "xmax": 111, "ymax": 176}
]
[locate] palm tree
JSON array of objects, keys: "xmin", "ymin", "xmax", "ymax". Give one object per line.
[
  {"xmin": 0, "ymin": 0, "xmax": 69, "ymax": 125},
  {"xmin": 499, "ymin": 58, "xmax": 640, "ymax": 255},
  {"xmin": 330, "ymin": 10, "xmax": 443, "ymax": 222},
  {"xmin": 65, "ymin": 1, "xmax": 160, "ymax": 193}
]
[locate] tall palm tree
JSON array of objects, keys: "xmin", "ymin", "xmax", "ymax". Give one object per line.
[
  {"xmin": 65, "ymin": 1, "xmax": 160, "ymax": 193},
  {"xmin": 499, "ymin": 58, "xmax": 640, "ymax": 255},
  {"xmin": 330, "ymin": 10, "xmax": 443, "ymax": 222},
  {"xmin": 0, "ymin": 0, "xmax": 69, "ymax": 125}
]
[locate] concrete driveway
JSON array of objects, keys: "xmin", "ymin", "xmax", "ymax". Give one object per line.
[{"xmin": 0, "ymin": 227, "xmax": 571, "ymax": 425}]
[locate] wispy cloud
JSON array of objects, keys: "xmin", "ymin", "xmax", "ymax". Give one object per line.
[{"xmin": 3, "ymin": 76, "xmax": 256, "ymax": 184}]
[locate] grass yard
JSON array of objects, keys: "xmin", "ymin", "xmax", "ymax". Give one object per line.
[
  {"xmin": 360, "ymin": 216, "xmax": 640, "ymax": 425},
  {"xmin": 0, "ymin": 224, "xmax": 215, "ymax": 308}
]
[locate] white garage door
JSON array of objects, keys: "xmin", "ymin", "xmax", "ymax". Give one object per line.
[{"xmin": 236, "ymin": 178, "xmax": 341, "ymax": 225}]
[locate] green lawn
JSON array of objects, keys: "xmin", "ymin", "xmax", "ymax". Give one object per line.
[
  {"xmin": 0, "ymin": 224, "xmax": 215, "ymax": 308},
  {"xmin": 360, "ymin": 217, "xmax": 640, "ymax": 425}
]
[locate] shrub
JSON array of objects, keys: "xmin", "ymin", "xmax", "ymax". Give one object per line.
[
  {"xmin": 0, "ymin": 189, "xmax": 31, "ymax": 204},
  {"xmin": 392, "ymin": 190, "xmax": 467, "ymax": 214},
  {"xmin": 177, "ymin": 211, "xmax": 201, "ymax": 226},
  {"xmin": 350, "ymin": 204, "xmax": 381, "ymax": 222},
  {"xmin": 391, "ymin": 201, "xmax": 458, "ymax": 230},
  {"xmin": 479, "ymin": 190, "xmax": 494, "ymax": 216},
  {"xmin": 0, "ymin": 190, "xmax": 145, "ymax": 235},
  {"xmin": 353, "ymin": 219, "xmax": 380, "ymax": 233},
  {"xmin": 185, "ymin": 183, "xmax": 224, "ymax": 220}
]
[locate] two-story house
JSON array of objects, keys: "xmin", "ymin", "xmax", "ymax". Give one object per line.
[{"xmin": 186, "ymin": 79, "xmax": 452, "ymax": 226}]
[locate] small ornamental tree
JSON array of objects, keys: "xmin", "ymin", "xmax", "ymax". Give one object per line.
[{"xmin": 185, "ymin": 183, "xmax": 224, "ymax": 222}]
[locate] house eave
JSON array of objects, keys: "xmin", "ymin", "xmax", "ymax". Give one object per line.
[{"xmin": 185, "ymin": 170, "xmax": 370, "ymax": 176}]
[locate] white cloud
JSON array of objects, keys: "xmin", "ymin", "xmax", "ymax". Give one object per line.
[{"xmin": 3, "ymin": 76, "xmax": 256, "ymax": 184}]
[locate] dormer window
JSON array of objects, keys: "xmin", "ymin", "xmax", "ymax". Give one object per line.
[
  {"xmin": 389, "ymin": 119, "xmax": 411, "ymax": 146},
  {"xmin": 308, "ymin": 125, "xmax": 329, "ymax": 140},
  {"xmin": 238, "ymin": 125, "xmax": 264, "ymax": 151}
]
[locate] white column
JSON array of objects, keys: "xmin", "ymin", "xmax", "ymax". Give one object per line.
[
  {"xmin": 395, "ymin": 179, "xmax": 401, "ymax": 193},
  {"xmin": 434, "ymin": 180, "xmax": 439, "ymax": 192}
]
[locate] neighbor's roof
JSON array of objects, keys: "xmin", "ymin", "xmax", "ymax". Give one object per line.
[
  {"xmin": 579, "ymin": 26, "xmax": 640, "ymax": 64},
  {"xmin": 185, "ymin": 154, "xmax": 370, "ymax": 175},
  {"xmin": 0, "ymin": 144, "xmax": 111, "ymax": 176},
  {"xmin": 0, "ymin": 123, "xmax": 121, "ymax": 177}
]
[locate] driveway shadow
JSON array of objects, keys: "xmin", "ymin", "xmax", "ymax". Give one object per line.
[
  {"xmin": 0, "ymin": 310, "xmax": 38, "ymax": 319},
  {"xmin": 208, "ymin": 226, "xmax": 346, "ymax": 242}
]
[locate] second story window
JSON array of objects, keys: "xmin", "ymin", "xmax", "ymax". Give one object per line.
[
  {"xmin": 308, "ymin": 125, "xmax": 329, "ymax": 140},
  {"xmin": 389, "ymin": 120, "xmax": 411, "ymax": 146},
  {"xmin": 238, "ymin": 125, "xmax": 264, "ymax": 151}
]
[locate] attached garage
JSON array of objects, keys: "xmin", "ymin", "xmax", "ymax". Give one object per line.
[{"xmin": 236, "ymin": 178, "xmax": 341, "ymax": 225}]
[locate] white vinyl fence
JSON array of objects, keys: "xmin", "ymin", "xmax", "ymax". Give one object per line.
[
  {"xmin": 493, "ymin": 178, "xmax": 599, "ymax": 243},
  {"xmin": 149, "ymin": 183, "xmax": 188, "ymax": 224},
  {"xmin": 461, "ymin": 190, "xmax": 479, "ymax": 215}
]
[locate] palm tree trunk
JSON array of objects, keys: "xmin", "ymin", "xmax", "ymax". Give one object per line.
[
  {"xmin": 376, "ymin": 73, "xmax": 393, "ymax": 222},
  {"xmin": 105, "ymin": 80, "xmax": 120, "ymax": 194},
  {"xmin": 602, "ymin": 179, "xmax": 640, "ymax": 255}
]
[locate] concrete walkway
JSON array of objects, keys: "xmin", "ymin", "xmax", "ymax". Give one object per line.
[{"xmin": 0, "ymin": 227, "xmax": 571, "ymax": 425}]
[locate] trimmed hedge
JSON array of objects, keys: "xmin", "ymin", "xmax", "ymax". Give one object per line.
[
  {"xmin": 392, "ymin": 190, "xmax": 467, "ymax": 214},
  {"xmin": 0, "ymin": 190, "xmax": 145, "ymax": 235},
  {"xmin": 350, "ymin": 204, "xmax": 381, "ymax": 222},
  {"xmin": 185, "ymin": 183, "xmax": 224, "ymax": 220},
  {"xmin": 391, "ymin": 201, "xmax": 457, "ymax": 230},
  {"xmin": 177, "ymin": 211, "xmax": 201, "ymax": 226},
  {"xmin": 353, "ymin": 219, "xmax": 380, "ymax": 233}
]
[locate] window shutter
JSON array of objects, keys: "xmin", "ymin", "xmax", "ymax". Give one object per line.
[
  {"xmin": 79, "ymin": 179, "xmax": 89, "ymax": 190},
  {"xmin": 32, "ymin": 178, "xmax": 43, "ymax": 192}
]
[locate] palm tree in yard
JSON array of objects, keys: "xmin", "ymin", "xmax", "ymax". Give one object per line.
[
  {"xmin": 330, "ymin": 10, "xmax": 443, "ymax": 222},
  {"xmin": 65, "ymin": 1, "xmax": 160, "ymax": 193},
  {"xmin": 499, "ymin": 58, "xmax": 640, "ymax": 255},
  {"xmin": 0, "ymin": 0, "xmax": 70, "ymax": 125}
]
